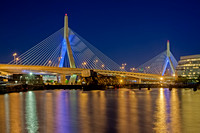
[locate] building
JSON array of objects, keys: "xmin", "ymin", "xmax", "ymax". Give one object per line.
[
  {"xmin": 176, "ymin": 54, "xmax": 200, "ymax": 83},
  {"xmin": 10, "ymin": 74, "xmax": 43, "ymax": 85}
]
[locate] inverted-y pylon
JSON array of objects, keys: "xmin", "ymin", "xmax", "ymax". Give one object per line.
[
  {"xmin": 162, "ymin": 40, "xmax": 175, "ymax": 75},
  {"xmin": 8, "ymin": 14, "xmax": 122, "ymax": 73},
  {"xmin": 137, "ymin": 40, "xmax": 177, "ymax": 76},
  {"xmin": 60, "ymin": 14, "xmax": 76, "ymax": 84}
]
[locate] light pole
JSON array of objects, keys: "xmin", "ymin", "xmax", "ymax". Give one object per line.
[
  {"xmin": 101, "ymin": 64, "xmax": 105, "ymax": 69},
  {"xmin": 13, "ymin": 53, "xmax": 17, "ymax": 64},
  {"xmin": 94, "ymin": 60, "xmax": 98, "ymax": 69},
  {"xmin": 82, "ymin": 62, "xmax": 87, "ymax": 68},
  {"xmin": 120, "ymin": 66, "xmax": 125, "ymax": 71},
  {"xmin": 145, "ymin": 66, "xmax": 150, "ymax": 73},
  {"xmin": 16, "ymin": 58, "xmax": 19, "ymax": 65},
  {"xmin": 48, "ymin": 60, "xmax": 52, "ymax": 66},
  {"xmin": 120, "ymin": 63, "xmax": 127, "ymax": 71},
  {"xmin": 130, "ymin": 67, "xmax": 135, "ymax": 72}
]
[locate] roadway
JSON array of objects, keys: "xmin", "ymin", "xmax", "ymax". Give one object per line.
[{"xmin": 0, "ymin": 64, "xmax": 175, "ymax": 82}]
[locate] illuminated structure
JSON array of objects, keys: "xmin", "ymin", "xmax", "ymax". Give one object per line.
[
  {"xmin": 137, "ymin": 40, "xmax": 178, "ymax": 76},
  {"xmin": 176, "ymin": 54, "xmax": 200, "ymax": 82},
  {"xmin": 59, "ymin": 14, "xmax": 76, "ymax": 84},
  {"xmin": 3, "ymin": 15, "xmax": 176, "ymax": 84}
]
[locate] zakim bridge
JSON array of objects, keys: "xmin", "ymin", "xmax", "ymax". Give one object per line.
[{"xmin": 0, "ymin": 14, "xmax": 177, "ymax": 84}]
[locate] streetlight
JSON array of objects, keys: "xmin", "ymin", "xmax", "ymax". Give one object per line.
[
  {"xmin": 13, "ymin": 53, "xmax": 17, "ymax": 64},
  {"xmin": 145, "ymin": 66, "xmax": 150, "ymax": 73},
  {"xmin": 120, "ymin": 63, "xmax": 127, "ymax": 71},
  {"xmin": 101, "ymin": 64, "xmax": 105, "ymax": 69},
  {"xmin": 94, "ymin": 60, "xmax": 98, "ymax": 68},
  {"xmin": 120, "ymin": 67, "xmax": 124, "ymax": 71},
  {"xmin": 48, "ymin": 60, "xmax": 52, "ymax": 66},
  {"xmin": 82, "ymin": 62, "xmax": 87, "ymax": 68},
  {"xmin": 130, "ymin": 67, "xmax": 135, "ymax": 72},
  {"xmin": 16, "ymin": 58, "xmax": 19, "ymax": 64}
]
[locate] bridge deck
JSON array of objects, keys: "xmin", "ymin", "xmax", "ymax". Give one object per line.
[{"xmin": 0, "ymin": 64, "xmax": 174, "ymax": 81}]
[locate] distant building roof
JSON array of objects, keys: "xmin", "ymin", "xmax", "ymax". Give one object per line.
[{"xmin": 180, "ymin": 54, "xmax": 200, "ymax": 60}]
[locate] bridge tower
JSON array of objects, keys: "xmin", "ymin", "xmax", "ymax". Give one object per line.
[
  {"xmin": 162, "ymin": 40, "xmax": 176, "ymax": 76},
  {"xmin": 59, "ymin": 14, "xmax": 77, "ymax": 84},
  {"xmin": 137, "ymin": 40, "xmax": 177, "ymax": 76}
]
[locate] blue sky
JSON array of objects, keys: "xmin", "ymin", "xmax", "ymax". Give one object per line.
[{"xmin": 0, "ymin": 0, "xmax": 200, "ymax": 69}]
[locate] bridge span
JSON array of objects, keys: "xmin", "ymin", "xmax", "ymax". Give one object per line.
[
  {"xmin": 0, "ymin": 64, "xmax": 174, "ymax": 84},
  {"xmin": 2, "ymin": 14, "xmax": 176, "ymax": 84}
]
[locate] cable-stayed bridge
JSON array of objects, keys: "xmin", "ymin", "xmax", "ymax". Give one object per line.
[
  {"xmin": 137, "ymin": 40, "xmax": 178, "ymax": 76},
  {"xmin": 0, "ymin": 14, "xmax": 176, "ymax": 84}
]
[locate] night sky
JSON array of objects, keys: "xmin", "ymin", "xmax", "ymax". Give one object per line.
[{"xmin": 0, "ymin": 0, "xmax": 200, "ymax": 69}]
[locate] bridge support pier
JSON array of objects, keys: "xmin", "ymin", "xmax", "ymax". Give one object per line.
[
  {"xmin": 60, "ymin": 74, "xmax": 66, "ymax": 85},
  {"xmin": 69, "ymin": 74, "xmax": 77, "ymax": 85},
  {"xmin": 136, "ymin": 78, "xmax": 141, "ymax": 84}
]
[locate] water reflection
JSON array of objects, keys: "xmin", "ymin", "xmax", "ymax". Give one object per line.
[
  {"xmin": 25, "ymin": 91, "xmax": 39, "ymax": 133},
  {"xmin": 10, "ymin": 93, "xmax": 22, "ymax": 132},
  {"xmin": 0, "ymin": 88, "xmax": 200, "ymax": 132},
  {"xmin": 153, "ymin": 88, "xmax": 169, "ymax": 132},
  {"xmin": 0, "ymin": 95, "xmax": 6, "ymax": 132},
  {"xmin": 117, "ymin": 89, "xmax": 139, "ymax": 132},
  {"xmin": 45, "ymin": 93, "xmax": 54, "ymax": 133},
  {"xmin": 55, "ymin": 90, "xmax": 69, "ymax": 133},
  {"xmin": 79, "ymin": 91, "xmax": 90, "ymax": 133},
  {"xmin": 181, "ymin": 89, "xmax": 200, "ymax": 132},
  {"xmin": 171, "ymin": 89, "xmax": 181, "ymax": 133}
]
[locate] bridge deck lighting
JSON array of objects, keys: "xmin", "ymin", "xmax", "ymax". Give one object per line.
[
  {"xmin": 160, "ymin": 77, "xmax": 163, "ymax": 80},
  {"xmin": 16, "ymin": 58, "xmax": 19, "ymax": 64},
  {"xmin": 130, "ymin": 67, "xmax": 135, "ymax": 72},
  {"xmin": 13, "ymin": 53, "xmax": 17, "ymax": 56},
  {"xmin": 30, "ymin": 72, "xmax": 33, "ymax": 76},
  {"xmin": 82, "ymin": 62, "xmax": 87, "ymax": 65},
  {"xmin": 13, "ymin": 53, "xmax": 17, "ymax": 64},
  {"xmin": 94, "ymin": 60, "xmax": 98, "ymax": 63}
]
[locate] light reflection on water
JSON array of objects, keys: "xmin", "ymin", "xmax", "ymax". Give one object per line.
[{"xmin": 0, "ymin": 88, "xmax": 200, "ymax": 132}]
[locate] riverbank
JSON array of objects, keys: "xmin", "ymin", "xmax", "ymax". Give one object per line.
[
  {"xmin": 0, "ymin": 83, "xmax": 200, "ymax": 94},
  {"xmin": 0, "ymin": 84, "xmax": 109, "ymax": 94}
]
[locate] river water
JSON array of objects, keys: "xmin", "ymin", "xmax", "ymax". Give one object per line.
[{"xmin": 0, "ymin": 88, "xmax": 199, "ymax": 133}]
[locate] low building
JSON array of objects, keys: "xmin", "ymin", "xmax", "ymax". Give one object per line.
[
  {"xmin": 176, "ymin": 54, "xmax": 200, "ymax": 83},
  {"xmin": 10, "ymin": 74, "xmax": 43, "ymax": 85}
]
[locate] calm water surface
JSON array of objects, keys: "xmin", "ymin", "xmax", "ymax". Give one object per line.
[{"xmin": 0, "ymin": 88, "xmax": 200, "ymax": 133}]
